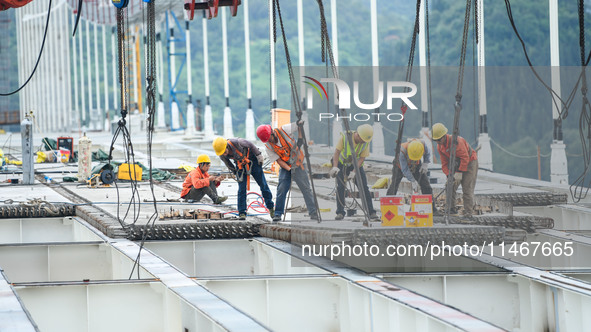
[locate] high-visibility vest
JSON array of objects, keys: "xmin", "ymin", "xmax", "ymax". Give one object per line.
[
  {"xmin": 266, "ymin": 128, "xmax": 304, "ymax": 169},
  {"xmin": 338, "ymin": 132, "xmax": 369, "ymax": 166}
]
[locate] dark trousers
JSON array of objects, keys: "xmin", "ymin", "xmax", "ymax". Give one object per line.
[
  {"xmin": 275, "ymin": 166, "xmax": 317, "ymax": 217},
  {"xmin": 336, "ymin": 164, "xmax": 375, "ymax": 216},
  {"xmin": 390, "ymin": 165, "xmax": 436, "ymax": 212},
  {"xmin": 237, "ymin": 162, "xmax": 274, "ymax": 215},
  {"xmin": 183, "ymin": 182, "xmax": 219, "ymax": 202},
  {"xmin": 390, "ymin": 166, "xmax": 433, "ymax": 196}
]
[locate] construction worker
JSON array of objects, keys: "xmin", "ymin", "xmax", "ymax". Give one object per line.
[
  {"xmin": 213, "ymin": 137, "xmax": 274, "ymax": 220},
  {"xmin": 388, "ymin": 139, "xmax": 433, "ymax": 196},
  {"xmin": 181, "ymin": 154, "xmax": 228, "ymax": 204},
  {"xmin": 257, "ymin": 121, "xmax": 318, "ymax": 222},
  {"xmin": 432, "ymin": 123, "xmax": 478, "ymax": 216},
  {"xmin": 329, "ymin": 124, "xmax": 379, "ymax": 221}
]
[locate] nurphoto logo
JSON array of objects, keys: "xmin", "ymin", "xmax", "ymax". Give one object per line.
[{"xmin": 303, "ymin": 76, "xmax": 418, "ymax": 122}]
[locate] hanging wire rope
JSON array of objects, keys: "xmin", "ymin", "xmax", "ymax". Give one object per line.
[
  {"xmin": 570, "ymin": 0, "xmax": 591, "ymax": 202},
  {"xmin": 0, "ymin": 0, "xmax": 51, "ymax": 96},
  {"xmin": 386, "ymin": 0, "xmax": 422, "ymax": 196},
  {"xmin": 503, "ymin": 0, "xmax": 591, "ymax": 120},
  {"xmin": 272, "ymin": 0, "xmax": 323, "ymax": 222},
  {"xmin": 313, "ymin": 0, "xmax": 373, "ymax": 225},
  {"xmin": 129, "ymin": 0, "xmax": 160, "ymax": 279},
  {"xmin": 442, "ymin": 0, "xmax": 473, "ymax": 222}
]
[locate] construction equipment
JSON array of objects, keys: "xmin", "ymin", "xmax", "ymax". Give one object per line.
[
  {"xmin": 184, "ymin": 0, "xmax": 241, "ymax": 21},
  {"xmin": 88, "ymin": 163, "xmax": 116, "ymax": 187},
  {"xmin": 117, "ymin": 163, "xmax": 142, "ymax": 181},
  {"xmin": 57, "ymin": 137, "xmax": 74, "ymax": 162}
]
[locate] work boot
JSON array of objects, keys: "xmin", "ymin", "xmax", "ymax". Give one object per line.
[
  {"xmin": 335, "ymin": 213, "xmax": 345, "ymax": 220},
  {"xmin": 310, "ymin": 213, "xmax": 319, "ymax": 221},
  {"xmin": 238, "ymin": 213, "xmax": 246, "ymax": 220},
  {"xmin": 272, "ymin": 214, "xmax": 282, "ymax": 222},
  {"xmin": 268, "ymin": 208, "xmax": 275, "ymax": 218},
  {"xmin": 214, "ymin": 196, "xmax": 228, "ymax": 204},
  {"xmin": 369, "ymin": 213, "xmax": 380, "ymax": 221}
]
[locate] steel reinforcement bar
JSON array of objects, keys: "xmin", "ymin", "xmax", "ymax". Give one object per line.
[{"xmin": 475, "ymin": 192, "xmax": 567, "ymax": 206}]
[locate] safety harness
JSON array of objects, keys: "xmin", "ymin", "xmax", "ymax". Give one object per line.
[
  {"xmin": 338, "ymin": 132, "xmax": 369, "ymax": 166},
  {"xmin": 227, "ymin": 140, "xmax": 252, "ymax": 182},
  {"xmin": 266, "ymin": 128, "xmax": 304, "ymax": 170}
]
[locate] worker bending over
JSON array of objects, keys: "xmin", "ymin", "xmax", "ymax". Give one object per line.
[
  {"xmin": 181, "ymin": 154, "xmax": 228, "ymax": 204},
  {"xmin": 213, "ymin": 137, "xmax": 274, "ymax": 220},
  {"xmin": 257, "ymin": 121, "xmax": 318, "ymax": 222},
  {"xmin": 388, "ymin": 139, "xmax": 433, "ymax": 196},
  {"xmin": 329, "ymin": 124, "xmax": 379, "ymax": 221},
  {"xmin": 432, "ymin": 123, "xmax": 478, "ymax": 216}
]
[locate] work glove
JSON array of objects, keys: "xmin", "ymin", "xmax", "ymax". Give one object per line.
[
  {"xmin": 256, "ymin": 154, "xmax": 264, "ymax": 165},
  {"xmin": 419, "ymin": 163, "xmax": 429, "ymax": 175},
  {"xmin": 348, "ymin": 170, "xmax": 356, "ymax": 180},
  {"xmin": 297, "ymin": 119, "xmax": 305, "ymax": 126},
  {"xmin": 329, "ymin": 167, "xmax": 340, "ymax": 178},
  {"xmin": 411, "ymin": 180, "xmax": 420, "ymax": 193}
]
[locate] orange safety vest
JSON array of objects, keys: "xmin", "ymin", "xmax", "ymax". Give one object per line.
[{"xmin": 266, "ymin": 128, "xmax": 304, "ymax": 169}]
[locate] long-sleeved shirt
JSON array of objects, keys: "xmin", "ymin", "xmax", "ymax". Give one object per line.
[
  {"xmin": 220, "ymin": 138, "xmax": 262, "ymax": 174},
  {"xmin": 181, "ymin": 166, "xmax": 210, "ymax": 197},
  {"xmin": 437, "ymin": 134, "xmax": 477, "ymax": 176},
  {"xmin": 398, "ymin": 140, "xmax": 431, "ymax": 182}
]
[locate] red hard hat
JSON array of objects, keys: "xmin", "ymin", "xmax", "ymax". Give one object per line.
[{"xmin": 256, "ymin": 125, "xmax": 272, "ymax": 143}]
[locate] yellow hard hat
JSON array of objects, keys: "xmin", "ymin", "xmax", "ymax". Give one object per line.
[
  {"xmin": 212, "ymin": 137, "xmax": 228, "ymax": 156},
  {"xmin": 0, "ymin": 148, "xmax": 3, "ymax": 158},
  {"xmin": 357, "ymin": 124, "xmax": 374, "ymax": 142},
  {"xmin": 407, "ymin": 140, "xmax": 425, "ymax": 161},
  {"xmin": 432, "ymin": 123, "xmax": 448, "ymax": 140},
  {"xmin": 197, "ymin": 154, "xmax": 211, "ymax": 164}
]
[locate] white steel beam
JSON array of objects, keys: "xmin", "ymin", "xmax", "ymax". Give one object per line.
[
  {"xmin": 102, "ymin": 24, "xmax": 109, "ymax": 131},
  {"xmin": 244, "ymin": 0, "xmax": 255, "ymax": 141},
  {"xmin": 202, "ymin": 13, "xmax": 214, "ymax": 137},
  {"xmin": 222, "ymin": 8, "xmax": 233, "ymax": 138},
  {"xmin": 79, "ymin": 19, "xmax": 86, "ymax": 126},
  {"xmin": 111, "ymin": 240, "xmax": 270, "ymax": 331},
  {"xmin": 549, "ymin": 0, "xmax": 568, "ymax": 184},
  {"xmin": 0, "ymin": 272, "xmax": 36, "ymax": 331},
  {"xmin": 144, "ymin": 239, "xmax": 327, "ymax": 277},
  {"xmin": 85, "ymin": 20, "xmax": 93, "ymax": 129}
]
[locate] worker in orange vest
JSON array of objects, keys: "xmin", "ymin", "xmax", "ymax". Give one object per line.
[
  {"xmin": 181, "ymin": 154, "xmax": 228, "ymax": 204},
  {"xmin": 432, "ymin": 123, "xmax": 478, "ymax": 216},
  {"xmin": 257, "ymin": 122, "xmax": 318, "ymax": 222}
]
